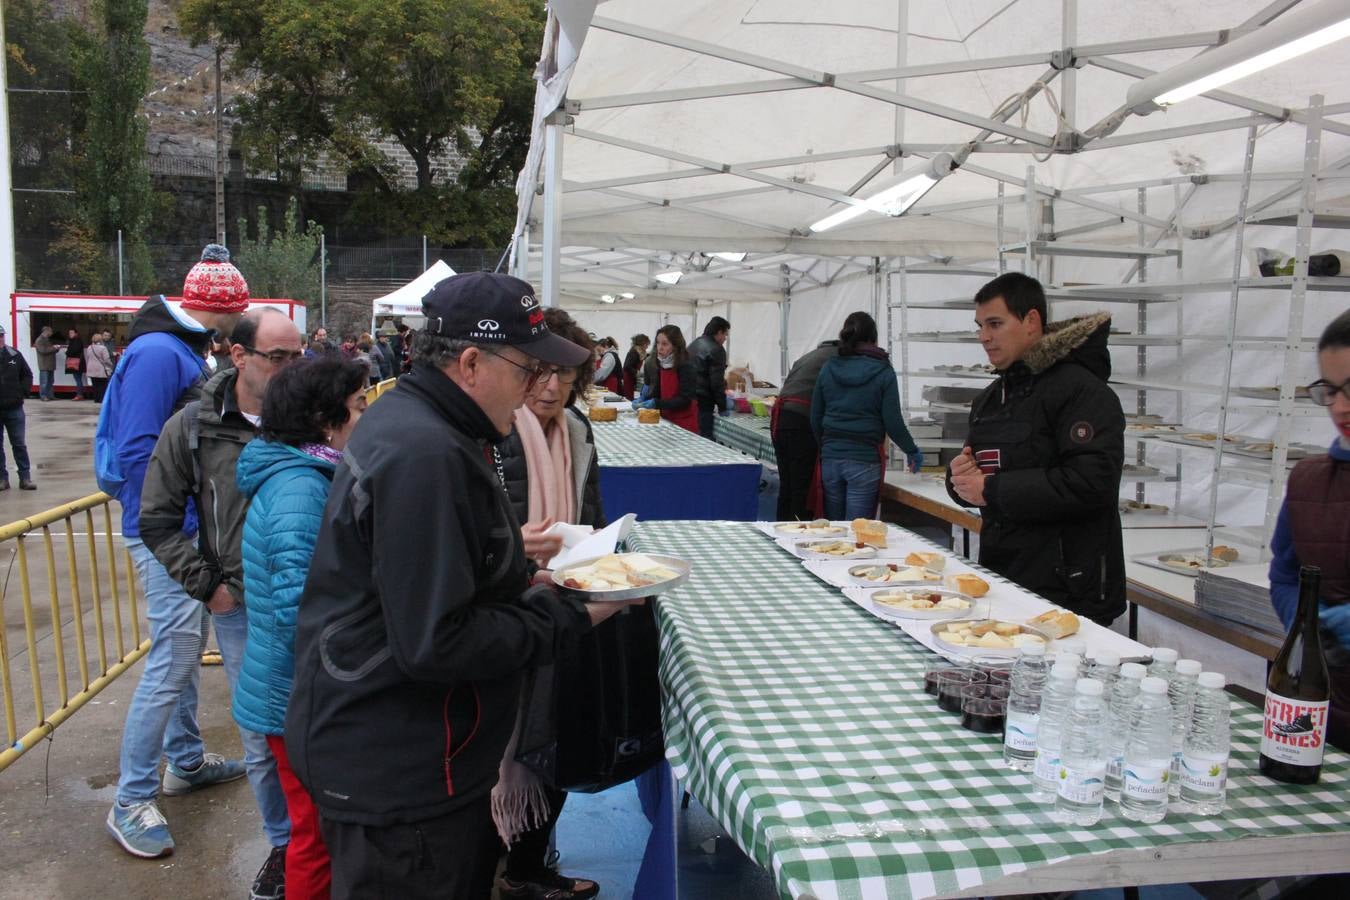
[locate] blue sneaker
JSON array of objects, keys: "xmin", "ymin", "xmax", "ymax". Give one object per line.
[
  {"xmin": 106, "ymin": 799, "xmax": 174, "ymax": 858},
  {"xmin": 161, "ymin": 751, "xmax": 246, "ymax": 796}
]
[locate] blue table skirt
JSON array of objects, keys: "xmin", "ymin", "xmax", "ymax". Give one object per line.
[{"xmin": 599, "ymin": 464, "xmax": 762, "ymax": 521}]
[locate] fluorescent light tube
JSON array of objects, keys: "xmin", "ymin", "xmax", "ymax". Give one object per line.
[
  {"xmin": 1127, "ymin": 1, "xmax": 1350, "ymax": 110},
  {"xmin": 710, "ymin": 251, "xmax": 747, "ymax": 262},
  {"xmin": 655, "ymin": 271, "xmax": 682, "ymax": 285},
  {"xmin": 600, "ymin": 294, "xmax": 615, "ymax": 303},
  {"xmin": 810, "ymin": 173, "xmax": 938, "ymax": 232}
]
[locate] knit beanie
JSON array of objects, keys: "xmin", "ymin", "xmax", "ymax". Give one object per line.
[{"xmin": 181, "ymin": 244, "xmax": 250, "ymax": 313}]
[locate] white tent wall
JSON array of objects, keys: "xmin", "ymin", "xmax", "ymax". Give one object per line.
[{"xmin": 562, "ymin": 307, "xmax": 696, "ymax": 351}]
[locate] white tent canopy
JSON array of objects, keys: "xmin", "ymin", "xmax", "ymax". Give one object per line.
[
  {"xmin": 372, "ymin": 260, "xmax": 457, "ymax": 319},
  {"xmin": 512, "ymin": 0, "xmax": 1350, "ymax": 348}
]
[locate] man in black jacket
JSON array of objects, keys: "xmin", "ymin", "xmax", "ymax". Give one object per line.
[
  {"xmin": 0, "ymin": 325, "xmax": 36, "ymax": 490},
  {"xmin": 771, "ymin": 339, "xmax": 839, "ymax": 519},
  {"xmin": 946, "ymin": 273, "xmax": 1125, "ymax": 625},
  {"xmin": 688, "ymin": 316, "xmax": 731, "ymax": 438},
  {"xmin": 286, "ymin": 273, "xmax": 634, "ymax": 899}
]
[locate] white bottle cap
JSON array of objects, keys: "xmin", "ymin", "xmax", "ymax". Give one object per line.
[
  {"xmin": 1055, "ymin": 650, "xmax": 1083, "ymax": 667},
  {"xmin": 1074, "ymin": 678, "xmax": 1105, "ymax": 696},
  {"xmin": 1059, "ymin": 637, "xmax": 1088, "ymax": 656},
  {"xmin": 1019, "ymin": 643, "xmax": 1046, "ymax": 658},
  {"xmin": 1051, "ymin": 662, "xmax": 1078, "ymax": 679},
  {"xmin": 1120, "ymin": 662, "xmax": 1148, "ymax": 680},
  {"xmin": 1141, "ymin": 676, "xmax": 1169, "ymax": 695},
  {"xmin": 1092, "ymin": 652, "xmax": 1121, "ymax": 668},
  {"xmin": 1198, "ymin": 671, "xmax": 1226, "ymax": 689},
  {"xmin": 1176, "ymin": 659, "xmax": 1202, "ymax": 676},
  {"xmin": 1150, "ymin": 648, "xmax": 1178, "ymax": 664}
]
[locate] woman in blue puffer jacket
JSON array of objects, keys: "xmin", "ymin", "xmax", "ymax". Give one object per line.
[{"xmin": 234, "ymin": 355, "xmax": 369, "ymax": 900}]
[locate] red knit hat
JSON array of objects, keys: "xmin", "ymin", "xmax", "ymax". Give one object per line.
[{"xmin": 181, "ymin": 244, "xmax": 249, "ymax": 313}]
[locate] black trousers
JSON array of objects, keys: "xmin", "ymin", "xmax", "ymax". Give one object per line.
[
  {"xmin": 503, "ymin": 786, "xmax": 566, "ymax": 878},
  {"xmin": 697, "ymin": 400, "xmax": 717, "ymax": 439},
  {"xmin": 321, "ymin": 798, "xmax": 498, "ymax": 900},
  {"xmin": 772, "ymin": 426, "xmax": 818, "ymax": 521}
]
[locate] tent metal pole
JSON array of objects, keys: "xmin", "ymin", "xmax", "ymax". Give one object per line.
[
  {"xmin": 778, "ymin": 265, "xmax": 790, "ymax": 380},
  {"xmin": 541, "ymin": 114, "xmax": 565, "ymax": 308},
  {"xmin": 1061, "ymin": 0, "xmax": 1077, "ymax": 131},
  {"xmin": 894, "ymin": 0, "xmax": 909, "ymax": 176}
]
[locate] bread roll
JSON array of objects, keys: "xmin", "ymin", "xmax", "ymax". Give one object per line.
[
  {"xmin": 904, "ymin": 551, "xmax": 945, "ymax": 571},
  {"xmin": 588, "ymin": 406, "xmax": 618, "ymax": 422},
  {"xmin": 949, "ymin": 573, "xmax": 990, "ymax": 598},
  {"xmin": 1211, "ymin": 545, "xmax": 1240, "ymax": 562},
  {"xmin": 1027, "ymin": 608, "xmax": 1080, "ymax": 640}
]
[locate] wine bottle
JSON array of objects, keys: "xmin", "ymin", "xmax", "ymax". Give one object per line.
[{"xmin": 1260, "ymin": 566, "xmax": 1331, "ymax": 784}]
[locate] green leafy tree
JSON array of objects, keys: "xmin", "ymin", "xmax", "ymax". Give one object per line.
[
  {"xmin": 235, "ymin": 198, "xmax": 324, "ymax": 315},
  {"xmin": 180, "ymin": 0, "xmax": 541, "ymax": 245}
]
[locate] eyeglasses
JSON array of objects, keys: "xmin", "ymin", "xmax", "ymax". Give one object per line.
[
  {"xmin": 1308, "ymin": 378, "xmax": 1350, "ymax": 406},
  {"xmin": 535, "ymin": 366, "xmax": 580, "ymax": 387},
  {"xmin": 482, "ymin": 347, "xmax": 547, "ymax": 388},
  {"xmin": 241, "ymin": 345, "xmax": 304, "ymax": 365}
]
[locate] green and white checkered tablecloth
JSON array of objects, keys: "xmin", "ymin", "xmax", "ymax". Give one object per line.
[
  {"xmin": 591, "ymin": 418, "xmax": 759, "ymax": 468},
  {"xmin": 628, "ymin": 520, "xmax": 1350, "ymax": 900},
  {"xmin": 713, "ymin": 413, "xmax": 776, "ymax": 464}
]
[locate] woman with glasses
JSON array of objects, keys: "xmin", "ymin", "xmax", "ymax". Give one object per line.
[
  {"xmin": 634, "ymin": 324, "xmax": 698, "ymax": 433},
  {"xmin": 493, "ymin": 308, "xmax": 603, "ymax": 900},
  {"xmin": 1269, "ymin": 307, "xmax": 1350, "ymax": 752}
]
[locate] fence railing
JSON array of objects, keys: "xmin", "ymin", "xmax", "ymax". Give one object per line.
[{"xmin": 0, "ymin": 493, "xmax": 146, "ymax": 774}]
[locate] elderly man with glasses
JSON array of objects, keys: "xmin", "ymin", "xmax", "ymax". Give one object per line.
[
  {"xmin": 138, "ymin": 306, "xmax": 303, "ymax": 898},
  {"xmin": 286, "ymin": 274, "xmax": 638, "ymax": 899}
]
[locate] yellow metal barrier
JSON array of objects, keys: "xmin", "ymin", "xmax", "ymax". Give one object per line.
[
  {"xmin": 0, "ymin": 493, "xmax": 146, "ymax": 773},
  {"xmin": 364, "ymin": 377, "xmax": 397, "ymax": 405}
]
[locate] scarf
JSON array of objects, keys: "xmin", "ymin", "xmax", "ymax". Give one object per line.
[
  {"xmin": 514, "ymin": 407, "xmax": 574, "ymax": 533},
  {"xmin": 658, "ymin": 352, "xmax": 675, "ymax": 369},
  {"xmin": 493, "ymin": 407, "xmax": 575, "ymax": 848},
  {"xmin": 299, "ymin": 442, "xmax": 343, "ymax": 465}
]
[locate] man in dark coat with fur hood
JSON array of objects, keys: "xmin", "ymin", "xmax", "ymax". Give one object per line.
[{"xmin": 946, "ymin": 273, "xmax": 1126, "ymax": 625}]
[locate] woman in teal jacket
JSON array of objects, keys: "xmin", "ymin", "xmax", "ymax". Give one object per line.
[
  {"xmin": 811, "ymin": 312, "xmax": 922, "ymax": 519},
  {"xmin": 235, "ymin": 355, "xmax": 369, "ymax": 900}
]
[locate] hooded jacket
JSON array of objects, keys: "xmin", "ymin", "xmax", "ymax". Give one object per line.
[
  {"xmin": 285, "ymin": 363, "xmax": 590, "ymax": 826},
  {"xmin": 946, "ymin": 313, "xmax": 1125, "ymax": 625},
  {"xmin": 0, "ymin": 344, "xmax": 33, "ymax": 409},
  {"xmin": 93, "ymin": 296, "xmax": 211, "ymax": 536},
  {"xmin": 141, "ymin": 367, "xmax": 257, "ymax": 605},
  {"xmin": 232, "ymin": 439, "xmax": 335, "ymax": 735},
  {"xmin": 777, "ymin": 340, "xmax": 839, "ymax": 430},
  {"xmin": 498, "ymin": 406, "xmax": 607, "ymax": 531},
  {"xmin": 810, "ymin": 348, "xmax": 919, "ymax": 462}
]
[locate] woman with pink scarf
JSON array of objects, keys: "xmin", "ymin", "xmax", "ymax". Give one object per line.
[{"xmin": 493, "ymin": 309, "xmax": 603, "ymax": 900}]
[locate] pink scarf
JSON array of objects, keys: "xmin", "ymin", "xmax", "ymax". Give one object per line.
[{"xmin": 514, "ymin": 406, "xmax": 574, "ymax": 527}]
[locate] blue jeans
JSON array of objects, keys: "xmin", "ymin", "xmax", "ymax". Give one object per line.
[
  {"xmin": 116, "ymin": 539, "xmax": 290, "ymax": 846},
  {"xmin": 821, "ymin": 457, "xmax": 882, "ymax": 520},
  {"xmin": 72, "ymin": 371, "xmax": 85, "ymax": 397},
  {"xmin": 38, "ymin": 370, "xmax": 54, "ymax": 400},
  {"xmin": 0, "ymin": 406, "xmax": 30, "ymax": 481}
]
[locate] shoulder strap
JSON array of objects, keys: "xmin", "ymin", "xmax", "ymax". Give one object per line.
[{"xmin": 184, "ymin": 400, "xmax": 204, "ymax": 498}]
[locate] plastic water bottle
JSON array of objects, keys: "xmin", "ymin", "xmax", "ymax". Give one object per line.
[
  {"xmin": 1053, "ymin": 650, "xmax": 1083, "ymax": 675},
  {"xmin": 1180, "ymin": 671, "xmax": 1231, "ymax": 815},
  {"xmin": 1148, "ymin": 647, "xmax": 1178, "ymax": 681},
  {"xmin": 1167, "ymin": 659, "xmax": 1203, "ymax": 800},
  {"xmin": 1058, "ymin": 636, "xmax": 1087, "ymax": 660},
  {"xmin": 1003, "ymin": 644, "xmax": 1050, "ymax": 771},
  {"xmin": 1086, "ymin": 652, "xmax": 1121, "ymax": 695},
  {"xmin": 1031, "ymin": 662, "xmax": 1079, "ymax": 802},
  {"xmin": 1055, "ymin": 679, "xmax": 1109, "ymax": 825},
  {"xmin": 1119, "ymin": 676, "xmax": 1174, "ymax": 824},
  {"xmin": 1104, "ymin": 662, "xmax": 1147, "ymax": 800}
]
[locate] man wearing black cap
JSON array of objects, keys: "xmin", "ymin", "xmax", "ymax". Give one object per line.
[{"xmin": 286, "ymin": 273, "xmax": 635, "ymax": 899}]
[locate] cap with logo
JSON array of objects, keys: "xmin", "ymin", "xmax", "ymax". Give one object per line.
[{"xmin": 420, "ymin": 272, "xmax": 590, "ymax": 368}]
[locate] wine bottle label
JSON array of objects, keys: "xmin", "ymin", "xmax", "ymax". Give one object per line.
[
  {"xmin": 1033, "ymin": 748, "xmax": 1060, "ymax": 784},
  {"xmin": 1057, "ymin": 761, "xmax": 1106, "ymax": 804},
  {"xmin": 1004, "ymin": 710, "xmax": 1039, "ymax": 752},
  {"xmin": 1181, "ymin": 752, "xmax": 1229, "ymax": 796},
  {"xmin": 1122, "ymin": 759, "xmax": 1170, "ymax": 802},
  {"xmin": 1261, "ymin": 691, "xmax": 1329, "ymax": 766}
]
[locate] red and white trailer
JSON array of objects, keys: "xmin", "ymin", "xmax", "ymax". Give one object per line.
[{"xmin": 9, "ymin": 292, "xmax": 308, "ymax": 396}]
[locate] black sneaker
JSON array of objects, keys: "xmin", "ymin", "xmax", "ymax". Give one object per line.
[
  {"xmin": 498, "ymin": 868, "xmax": 600, "ymax": 900},
  {"xmin": 250, "ymin": 844, "xmax": 286, "ymax": 900}
]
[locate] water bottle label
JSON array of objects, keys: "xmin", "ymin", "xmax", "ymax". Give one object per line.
[
  {"xmin": 1122, "ymin": 760, "xmax": 1170, "ymax": 802},
  {"xmin": 1033, "ymin": 749, "xmax": 1060, "ymax": 784},
  {"xmin": 1056, "ymin": 761, "xmax": 1106, "ymax": 804},
  {"xmin": 1261, "ymin": 692, "xmax": 1329, "ymax": 767},
  {"xmin": 1170, "ymin": 750, "xmax": 1182, "ymax": 779},
  {"xmin": 1004, "ymin": 710, "xmax": 1039, "ymax": 753},
  {"xmin": 1106, "ymin": 754, "xmax": 1123, "ymax": 782},
  {"xmin": 1181, "ymin": 752, "xmax": 1228, "ymax": 796}
]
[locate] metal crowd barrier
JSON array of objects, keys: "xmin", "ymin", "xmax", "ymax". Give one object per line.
[
  {"xmin": 364, "ymin": 377, "xmax": 397, "ymax": 405},
  {"xmin": 0, "ymin": 493, "xmax": 145, "ymax": 773}
]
